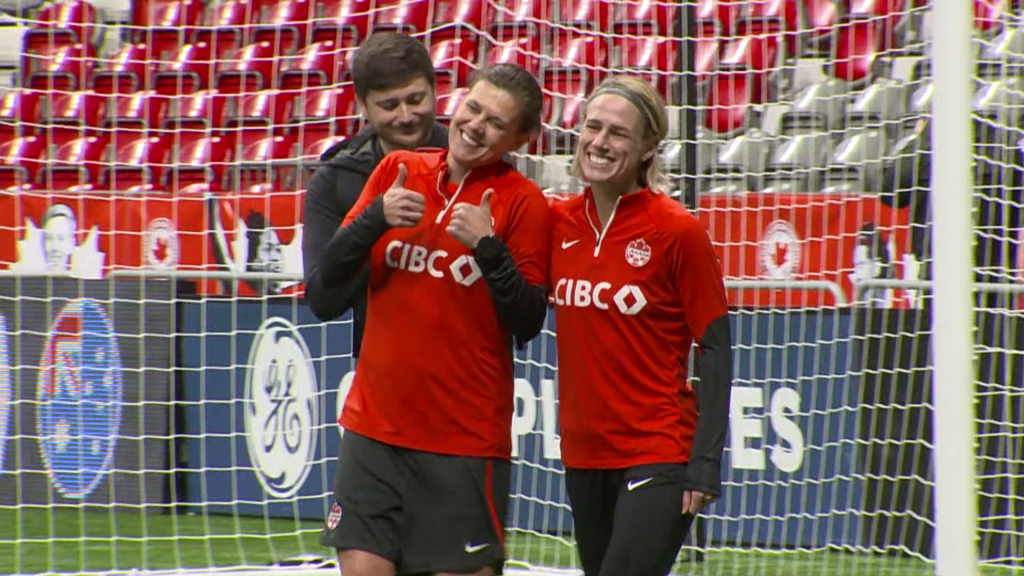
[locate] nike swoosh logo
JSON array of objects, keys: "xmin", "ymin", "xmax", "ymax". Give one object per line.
[
  {"xmin": 561, "ymin": 239, "xmax": 580, "ymax": 249},
  {"xmin": 627, "ymin": 478, "xmax": 653, "ymax": 491},
  {"xmin": 464, "ymin": 542, "xmax": 491, "ymax": 553}
]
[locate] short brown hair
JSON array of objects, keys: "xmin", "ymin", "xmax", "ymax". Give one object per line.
[
  {"xmin": 467, "ymin": 63, "xmax": 543, "ymax": 134},
  {"xmin": 351, "ymin": 33, "xmax": 436, "ymax": 102}
]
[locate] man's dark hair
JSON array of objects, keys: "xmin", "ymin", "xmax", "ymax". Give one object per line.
[
  {"xmin": 350, "ymin": 33, "xmax": 436, "ymax": 102},
  {"xmin": 467, "ymin": 63, "xmax": 543, "ymax": 134}
]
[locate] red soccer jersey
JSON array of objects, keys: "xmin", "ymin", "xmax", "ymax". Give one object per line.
[
  {"xmin": 550, "ymin": 188, "xmax": 728, "ymax": 469},
  {"xmin": 339, "ymin": 149, "xmax": 551, "ymax": 459}
]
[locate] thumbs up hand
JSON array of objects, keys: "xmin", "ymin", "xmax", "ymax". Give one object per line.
[
  {"xmin": 448, "ymin": 189, "xmax": 495, "ymax": 249},
  {"xmin": 382, "ymin": 163, "xmax": 426, "ymax": 228}
]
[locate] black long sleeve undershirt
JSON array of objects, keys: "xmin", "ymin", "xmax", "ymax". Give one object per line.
[
  {"xmin": 318, "ymin": 197, "xmax": 390, "ymax": 289},
  {"xmin": 473, "ymin": 235, "xmax": 549, "ymax": 348},
  {"xmin": 687, "ymin": 313, "xmax": 734, "ymax": 498}
]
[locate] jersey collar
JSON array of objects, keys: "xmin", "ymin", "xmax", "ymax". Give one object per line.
[{"xmin": 582, "ymin": 187, "xmax": 653, "ymax": 257}]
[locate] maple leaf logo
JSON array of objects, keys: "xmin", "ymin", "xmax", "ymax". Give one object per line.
[
  {"xmin": 153, "ymin": 237, "xmax": 169, "ymax": 264},
  {"xmin": 144, "ymin": 218, "xmax": 179, "ymax": 269},
  {"xmin": 759, "ymin": 220, "xmax": 801, "ymax": 279},
  {"xmin": 775, "ymin": 241, "xmax": 788, "ymax": 267}
]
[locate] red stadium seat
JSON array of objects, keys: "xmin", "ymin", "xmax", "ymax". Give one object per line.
[
  {"xmin": 225, "ymin": 89, "xmax": 292, "ymax": 129},
  {"xmin": 176, "ymin": 182, "xmax": 221, "ymax": 194},
  {"xmin": 436, "ymin": 86, "xmax": 468, "ymax": 124},
  {"xmin": 23, "ymin": 43, "xmax": 98, "ymax": 91},
  {"xmin": 133, "ymin": 0, "xmax": 203, "ymax": 26},
  {"xmin": 431, "ymin": 38, "xmax": 478, "ymax": 86},
  {"xmin": 614, "ymin": 0, "xmax": 678, "ymax": 36},
  {"xmin": 718, "ymin": 18, "xmax": 785, "ymax": 103},
  {"xmin": 431, "ymin": 0, "xmax": 488, "ymax": 42},
  {"xmin": 38, "ymin": 135, "xmax": 108, "ymax": 189},
  {"xmin": 161, "ymin": 89, "xmax": 231, "ymax": 130},
  {"xmin": 301, "ymin": 135, "xmax": 340, "ymax": 160},
  {"xmin": 487, "ymin": 0, "xmax": 549, "ymax": 43},
  {"xmin": 131, "ymin": 0, "xmax": 206, "ymax": 59},
  {"xmin": 0, "ymin": 165, "xmax": 30, "ymax": 188},
  {"xmin": 216, "ymin": 41, "xmax": 281, "ymax": 93},
  {"xmin": 705, "ymin": 72, "xmax": 751, "ymax": 135},
  {"xmin": 23, "ymin": 0, "xmax": 101, "ymax": 52},
  {"xmin": 697, "ymin": 0, "xmax": 742, "ymax": 37},
  {"xmin": 164, "ymin": 136, "xmax": 232, "ymax": 191},
  {"xmin": 91, "ymin": 43, "xmax": 159, "ymax": 94},
  {"xmin": 284, "ymin": 86, "xmax": 356, "ymax": 141},
  {"xmin": 696, "ymin": 19, "xmax": 722, "ymax": 88},
  {"xmin": 251, "ymin": 0, "xmax": 317, "ymax": 54},
  {"xmin": 372, "ymin": 0, "xmax": 432, "ymax": 34},
  {"xmin": 975, "ymin": 0, "xmax": 1007, "ymax": 33},
  {"xmin": 294, "ymin": 135, "xmax": 341, "ymax": 185},
  {"xmin": 101, "ymin": 134, "xmax": 172, "ymax": 189},
  {"xmin": 155, "ymin": 42, "xmax": 228, "ymax": 95},
  {"xmin": 0, "ymin": 89, "xmax": 43, "ymax": 140},
  {"xmin": 0, "ymin": 136, "xmax": 48, "ymax": 187},
  {"xmin": 193, "ymin": 0, "xmax": 269, "ymax": 52},
  {"xmin": 617, "ymin": 37, "xmax": 680, "ymax": 99},
  {"xmin": 744, "ymin": 0, "xmax": 801, "ymax": 54},
  {"xmin": 278, "ymin": 41, "xmax": 350, "ymax": 90},
  {"xmin": 231, "ymin": 134, "xmax": 301, "ymax": 189},
  {"xmin": 556, "ymin": 0, "xmax": 614, "ymax": 33},
  {"xmin": 37, "ymin": 91, "xmax": 104, "ymax": 136},
  {"xmin": 549, "ymin": 35, "xmax": 609, "ymax": 77},
  {"xmin": 803, "ymin": 0, "xmax": 840, "ymax": 50},
  {"xmin": 724, "ymin": 18, "xmax": 785, "ymax": 71},
  {"xmin": 830, "ymin": 19, "xmax": 881, "ymax": 84},
  {"xmin": 99, "ymin": 91, "xmax": 169, "ymax": 132},
  {"xmin": 485, "ymin": 38, "xmax": 542, "ymax": 76},
  {"xmin": 847, "ymin": 0, "xmax": 909, "ymax": 48},
  {"xmin": 538, "ymin": 72, "xmax": 589, "ymax": 153},
  {"xmin": 311, "ymin": 0, "xmax": 373, "ymax": 46}
]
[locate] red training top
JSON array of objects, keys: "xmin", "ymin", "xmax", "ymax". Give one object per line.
[
  {"xmin": 550, "ymin": 188, "xmax": 728, "ymax": 469},
  {"xmin": 340, "ymin": 149, "xmax": 551, "ymax": 459}
]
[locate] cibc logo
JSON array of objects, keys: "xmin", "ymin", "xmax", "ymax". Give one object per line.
[
  {"xmin": 552, "ymin": 278, "xmax": 648, "ymax": 315},
  {"xmin": 384, "ymin": 240, "xmax": 482, "ymax": 286}
]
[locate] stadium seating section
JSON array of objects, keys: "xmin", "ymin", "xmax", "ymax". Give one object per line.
[
  {"xmin": 0, "ymin": 0, "xmax": 1020, "ymax": 305},
  {"xmin": 7, "ymin": 0, "xmax": 1008, "ymax": 192}
]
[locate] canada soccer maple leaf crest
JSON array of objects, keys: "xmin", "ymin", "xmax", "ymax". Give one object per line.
[
  {"xmin": 144, "ymin": 218, "xmax": 179, "ymax": 269},
  {"xmin": 759, "ymin": 220, "xmax": 801, "ymax": 279}
]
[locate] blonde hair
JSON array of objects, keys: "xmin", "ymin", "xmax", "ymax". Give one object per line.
[{"xmin": 571, "ymin": 75, "xmax": 670, "ymax": 192}]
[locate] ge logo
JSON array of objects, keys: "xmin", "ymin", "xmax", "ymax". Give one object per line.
[{"xmin": 244, "ymin": 317, "xmax": 319, "ymax": 499}]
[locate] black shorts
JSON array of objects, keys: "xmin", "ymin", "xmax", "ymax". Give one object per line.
[
  {"xmin": 321, "ymin": 431, "xmax": 510, "ymax": 575},
  {"xmin": 564, "ymin": 463, "xmax": 695, "ymax": 576}
]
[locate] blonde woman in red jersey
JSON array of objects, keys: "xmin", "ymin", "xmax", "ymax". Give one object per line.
[
  {"xmin": 315, "ymin": 64, "xmax": 551, "ymax": 576},
  {"xmin": 549, "ymin": 76, "xmax": 733, "ymax": 576}
]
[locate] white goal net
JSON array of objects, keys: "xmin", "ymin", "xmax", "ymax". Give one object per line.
[{"xmin": 0, "ymin": 0, "xmax": 1022, "ymax": 575}]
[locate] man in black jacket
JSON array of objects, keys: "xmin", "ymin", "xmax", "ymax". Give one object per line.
[{"xmin": 302, "ymin": 33, "xmax": 449, "ymax": 355}]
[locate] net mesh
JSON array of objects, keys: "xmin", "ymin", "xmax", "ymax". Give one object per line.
[{"xmin": 0, "ymin": 0, "xmax": 1023, "ymax": 574}]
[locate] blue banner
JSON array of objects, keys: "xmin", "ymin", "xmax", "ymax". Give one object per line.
[
  {"xmin": 0, "ymin": 278, "xmax": 173, "ymax": 507},
  {"xmin": 715, "ymin": 311, "xmax": 864, "ymax": 549},
  {"xmin": 178, "ymin": 301, "xmax": 354, "ymax": 520},
  {"xmin": 178, "ymin": 303, "xmax": 864, "ymax": 545}
]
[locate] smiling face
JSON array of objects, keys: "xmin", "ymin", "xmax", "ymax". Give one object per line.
[
  {"xmin": 447, "ymin": 80, "xmax": 529, "ymax": 171},
  {"xmin": 576, "ymin": 93, "xmax": 654, "ymax": 194},
  {"xmin": 361, "ymin": 75, "xmax": 437, "ymax": 153}
]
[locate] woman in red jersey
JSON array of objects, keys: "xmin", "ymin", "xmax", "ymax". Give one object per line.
[
  {"xmin": 316, "ymin": 63, "xmax": 551, "ymax": 576},
  {"xmin": 549, "ymin": 75, "xmax": 733, "ymax": 576}
]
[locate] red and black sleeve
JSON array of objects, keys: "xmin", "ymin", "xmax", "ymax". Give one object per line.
[{"xmin": 674, "ymin": 219, "xmax": 733, "ymax": 498}]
